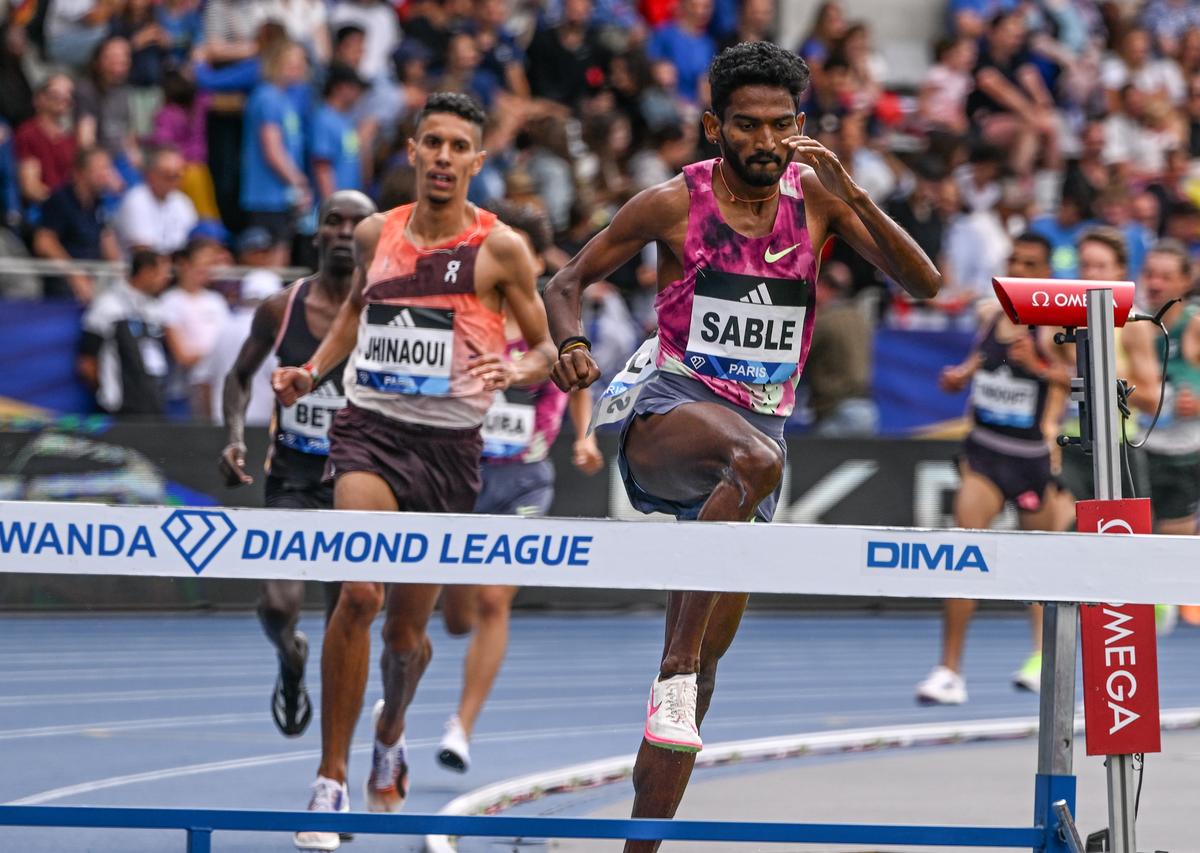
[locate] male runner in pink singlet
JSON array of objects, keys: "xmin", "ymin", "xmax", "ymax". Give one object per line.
[{"xmin": 545, "ymin": 42, "xmax": 941, "ymax": 849}]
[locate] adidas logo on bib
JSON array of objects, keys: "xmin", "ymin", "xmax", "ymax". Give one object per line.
[
  {"xmin": 739, "ymin": 282, "xmax": 774, "ymax": 306},
  {"xmin": 388, "ymin": 309, "xmax": 416, "ymax": 328}
]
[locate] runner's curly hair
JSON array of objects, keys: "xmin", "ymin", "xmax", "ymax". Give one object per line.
[{"xmin": 708, "ymin": 42, "xmax": 810, "ymax": 121}]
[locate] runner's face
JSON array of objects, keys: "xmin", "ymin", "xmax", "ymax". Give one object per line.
[
  {"xmin": 1007, "ymin": 242, "xmax": 1051, "ymax": 279},
  {"xmin": 1140, "ymin": 251, "xmax": 1189, "ymax": 310},
  {"xmin": 317, "ymin": 198, "xmax": 374, "ymax": 274},
  {"xmin": 711, "ymin": 85, "xmax": 799, "ymax": 188},
  {"xmin": 409, "ymin": 113, "xmax": 485, "ymax": 206},
  {"xmin": 1078, "ymin": 241, "xmax": 1124, "ymax": 282}
]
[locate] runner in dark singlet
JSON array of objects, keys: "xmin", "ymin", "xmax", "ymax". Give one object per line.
[
  {"xmin": 914, "ymin": 233, "xmax": 1074, "ymax": 706},
  {"xmin": 218, "ymin": 190, "xmax": 376, "ymax": 737},
  {"xmin": 544, "ymin": 43, "xmax": 941, "ymax": 849},
  {"xmin": 271, "ymin": 94, "xmax": 555, "ymax": 852}
]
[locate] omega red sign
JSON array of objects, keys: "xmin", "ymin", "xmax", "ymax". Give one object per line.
[
  {"xmin": 1077, "ymin": 498, "xmax": 1161, "ymax": 755},
  {"xmin": 992, "ymin": 278, "xmax": 1136, "ymax": 328}
]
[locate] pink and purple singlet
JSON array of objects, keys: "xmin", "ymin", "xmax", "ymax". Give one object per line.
[
  {"xmin": 614, "ymin": 157, "xmax": 818, "ymax": 522},
  {"xmin": 655, "ymin": 157, "xmax": 818, "ymax": 417}
]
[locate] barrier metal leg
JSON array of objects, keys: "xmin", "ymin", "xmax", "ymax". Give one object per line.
[
  {"xmin": 186, "ymin": 827, "xmax": 212, "ymax": 853},
  {"xmin": 1052, "ymin": 800, "xmax": 1086, "ymax": 853},
  {"xmin": 1105, "ymin": 756, "xmax": 1137, "ymax": 852},
  {"xmin": 1035, "ymin": 602, "xmax": 1078, "ymax": 853},
  {"xmin": 1086, "ymin": 290, "xmax": 1138, "ymax": 853}
]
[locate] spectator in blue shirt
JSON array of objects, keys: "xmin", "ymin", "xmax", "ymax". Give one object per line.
[
  {"xmin": 157, "ymin": 0, "xmax": 205, "ymax": 69},
  {"xmin": 32, "ymin": 147, "xmax": 121, "ymax": 301},
  {"xmin": 241, "ymin": 40, "xmax": 309, "ymax": 262},
  {"xmin": 647, "ymin": 0, "xmax": 716, "ymax": 105},
  {"xmin": 1030, "ymin": 193, "xmax": 1094, "ymax": 279},
  {"xmin": 310, "ymin": 63, "xmax": 367, "ymax": 201},
  {"xmin": 0, "ymin": 120, "xmax": 21, "ymax": 230},
  {"xmin": 469, "ymin": 0, "xmax": 531, "ymax": 97}
]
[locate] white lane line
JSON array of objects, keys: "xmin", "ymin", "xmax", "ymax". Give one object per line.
[
  {"xmin": 3, "ymin": 712, "xmax": 820, "ymax": 806},
  {"xmin": 0, "ymin": 712, "xmax": 266, "ymax": 741},
  {"xmin": 423, "ymin": 707, "xmax": 1200, "ymax": 853}
]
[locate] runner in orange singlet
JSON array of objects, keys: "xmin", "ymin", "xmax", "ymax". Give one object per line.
[{"xmin": 272, "ymin": 93, "xmax": 556, "ymax": 852}]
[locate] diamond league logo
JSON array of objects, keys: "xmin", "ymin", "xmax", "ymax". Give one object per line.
[{"xmin": 161, "ymin": 510, "xmax": 237, "ymax": 575}]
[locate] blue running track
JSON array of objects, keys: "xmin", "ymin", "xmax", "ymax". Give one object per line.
[{"xmin": 1, "ymin": 612, "xmax": 1198, "ymax": 851}]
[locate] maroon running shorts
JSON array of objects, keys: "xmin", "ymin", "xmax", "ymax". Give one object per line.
[{"xmin": 326, "ymin": 402, "xmax": 483, "ymax": 513}]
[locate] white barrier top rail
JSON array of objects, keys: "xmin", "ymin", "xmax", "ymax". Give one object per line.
[{"xmin": 0, "ymin": 500, "xmax": 1192, "ymax": 604}]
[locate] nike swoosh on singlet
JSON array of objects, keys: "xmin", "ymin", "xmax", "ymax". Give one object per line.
[{"xmin": 764, "ymin": 243, "xmax": 801, "ymax": 263}]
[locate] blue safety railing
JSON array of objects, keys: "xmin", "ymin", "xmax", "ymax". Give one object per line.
[{"xmin": 0, "ymin": 806, "xmax": 1049, "ymax": 851}]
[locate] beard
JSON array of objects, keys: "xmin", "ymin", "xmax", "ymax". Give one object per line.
[{"xmin": 720, "ymin": 131, "xmax": 792, "ymax": 188}]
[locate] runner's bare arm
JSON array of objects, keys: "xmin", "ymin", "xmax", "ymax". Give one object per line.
[
  {"xmin": 272, "ymin": 215, "xmax": 381, "ymax": 406},
  {"xmin": 485, "ymin": 225, "xmax": 556, "ymax": 388},
  {"xmin": 545, "ymin": 178, "xmax": 687, "ymax": 391},
  {"xmin": 219, "ymin": 292, "xmax": 286, "ymax": 486},
  {"xmin": 786, "ymin": 136, "xmax": 941, "ymax": 299},
  {"xmin": 1120, "ymin": 319, "xmax": 1163, "ymax": 415},
  {"xmin": 567, "ymin": 386, "xmax": 604, "ymax": 475}
]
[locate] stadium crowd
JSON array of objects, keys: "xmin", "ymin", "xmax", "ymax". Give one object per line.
[{"xmin": 0, "ymin": 0, "xmax": 1198, "ymax": 429}]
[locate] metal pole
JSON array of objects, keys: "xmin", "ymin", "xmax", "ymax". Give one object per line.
[{"xmin": 1085, "ymin": 289, "xmax": 1138, "ymax": 853}]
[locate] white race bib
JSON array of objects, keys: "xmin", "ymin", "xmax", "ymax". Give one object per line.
[
  {"xmin": 481, "ymin": 389, "xmax": 536, "ymax": 459},
  {"xmin": 972, "ymin": 367, "xmax": 1038, "ymax": 428},
  {"xmin": 356, "ymin": 304, "xmax": 454, "ymax": 396},
  {"xmin": 684, "ymin": 268, "xmax": 808, "ymax": 385},
  {"xmin": 279, "ymin": 384, "xmax": 346, "ymax": 455},
  {"xmin": 589, "ymin": 336, "xmax": 659, "ymax": 434},
  {"xmin": 138, "ymin": 338, "xmax": 168, "ymax": 377}
]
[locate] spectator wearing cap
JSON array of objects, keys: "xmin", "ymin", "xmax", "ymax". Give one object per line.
[
  {"xmin": 162, "ymin": 236, "xmax": 230, "ymax": 385},
  {"xmin": 525, "ymin": 0, "xmax": 611, "ymax": 108},
  {"xmin": 646, "ymin": 0, "xmax": 715, "ymax": 105},
  {"xmin": 331, "ymin": 0, "xmax": 401, "ymax": 83},
  {"xmin": 114, "ymin": 146, "xmax": 198, "ymax": 255},
  {"xmin": 191, "ymin": 237, "xmax": 281, "ymax": 425},
  {"xmin": 44, "ymin": 0, "xmax": 121, "ymax": 70},
  {"xmin": 241, "ymin": 40, "xmax": 310, "ymax": 260},
  {"xmin": 311, "ymin": 64, "xmax": 368, "ymax": 201},
  {"xmin": 15, "ymin": 75, "xmax": 77, "ymax": 207},
  {"xmin": 33, "ymin": 147, "xmax": 121, "ymax": 302},
  {"xmin": 77, "ymin": 248, "xmax": 174, "ymax": 417}
]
